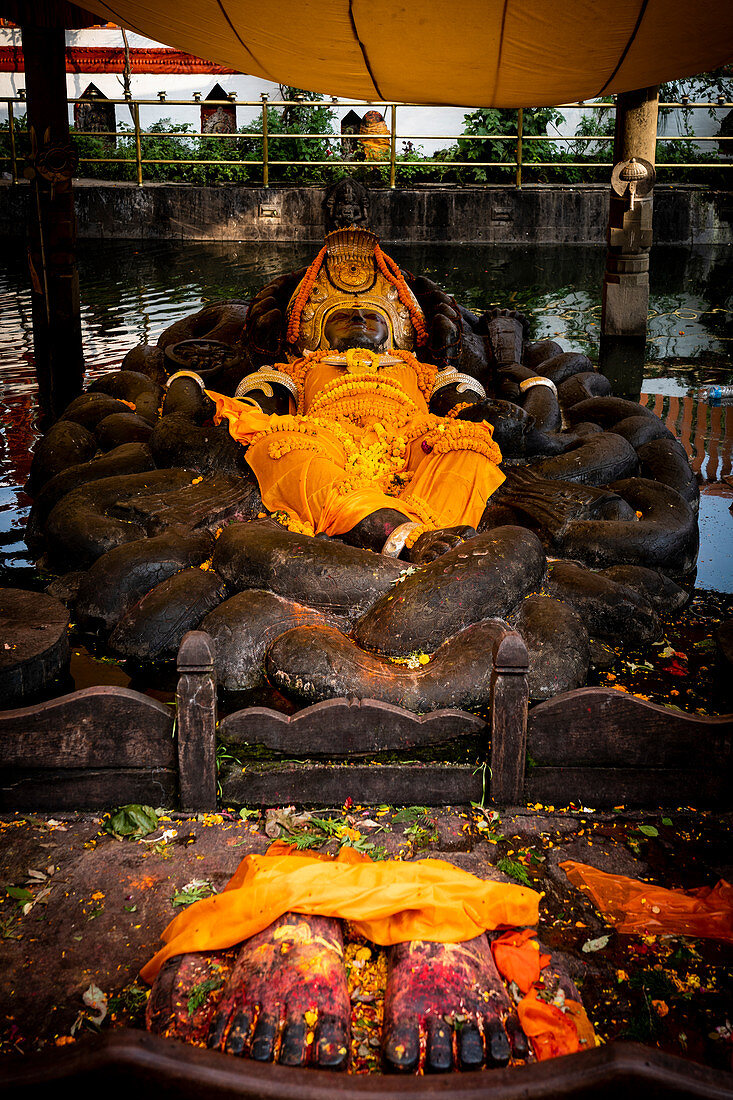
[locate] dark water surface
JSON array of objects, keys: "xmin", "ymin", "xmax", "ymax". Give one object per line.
[{"xmin": 1, "ymin": 240, "xmax": 731, "ymax": 596}]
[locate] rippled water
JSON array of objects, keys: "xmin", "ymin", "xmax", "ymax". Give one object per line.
[{"xmin": 1, "ymin": 240, "xmax": 731, "ymax": 591}]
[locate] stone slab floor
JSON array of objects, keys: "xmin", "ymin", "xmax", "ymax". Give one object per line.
[{"xmin": 1, "ymin": 803, "xmax": 732, "ymax": 1079}]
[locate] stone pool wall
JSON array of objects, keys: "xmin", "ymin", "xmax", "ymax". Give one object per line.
[{"xmin": 1, "ymin": 181, "xmax": 731, "ymax": 244}]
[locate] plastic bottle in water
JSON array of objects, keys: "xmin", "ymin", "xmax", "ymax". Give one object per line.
[{"xmin": 698, "ymin": 385, "xmax": 733, "ymax": 406}]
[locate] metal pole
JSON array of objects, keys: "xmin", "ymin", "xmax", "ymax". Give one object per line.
[
  {"xmin": 262, "ymin": 101, "xmax": 269, "ymax": 187},
  {"xmin": 516, "ymin": 107, "xmax": 523, "ymax": 189},
  {"xmin": 390, "ymin": 104, "xmax": 397, "ymax": 189},
  {"xmin": 8, "ymin": 100, "xmax": 18, "ymax": 185},
  {"xmin": 133, "ymin": 101, "xmax": 143, "ymax": 185}
]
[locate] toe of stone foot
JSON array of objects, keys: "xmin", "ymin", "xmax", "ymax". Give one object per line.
[
  {"xmin": 382, "ymin": 1012, "xmax": 529, "ymax": 1074},
  {"xmin": 208, "ymin": 1007, "xmax": 349, "ymax": 1070}
]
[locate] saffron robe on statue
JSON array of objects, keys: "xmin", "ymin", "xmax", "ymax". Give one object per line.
[{"xmin": 207, "ymin": 355, "xmax": 504, "ymax": 538}]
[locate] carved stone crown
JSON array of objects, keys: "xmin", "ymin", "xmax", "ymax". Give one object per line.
[
  {"xmin": 286, "ymin": 227, "xmax": 423, "ymax": 355},
  {"xmin": 324, "ymin": 227, "xmax": 380, "ymax": 292}
]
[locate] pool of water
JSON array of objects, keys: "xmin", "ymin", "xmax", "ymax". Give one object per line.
[{"xmin": 1, "ymin": 240, "xmax": 731, "ymax": 593}]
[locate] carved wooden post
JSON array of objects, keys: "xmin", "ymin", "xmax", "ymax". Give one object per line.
[
  {"xmin": 490, "ymin": 629, "xmax": 529, "ymax": 805},
  {"xmin": 176, "ymin": 631, "xmax": 217, "ymax": 811},
  {"xmin": 600, "ymin": 86, "xmax": 659, "ymax": 398}
]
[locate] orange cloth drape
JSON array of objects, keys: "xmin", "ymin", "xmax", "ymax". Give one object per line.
[
  {"xmin": 491, "ymin": 927, "xmax": 551, "ymax": 993},
  {"xmin": 206, "ymin": 358, "xmax": 504, "ymax": 537},
  {"xmin": 490, "ymin": 926, "xmax": 595, "ymax": 1060},
  {"xmin": 517, "ymin": 988, "xmax": 593, "ymax": 1061},
  {"xmin": 359, "ymin": 112, "xmax": 390, "ymax": 161},
  {"xmin": 141, "ymin": 848, "xmax": 539, "ymax": 983},
  {"xmin": 561, "ymin": 861, "xmax": 733, "ymax": 941}
]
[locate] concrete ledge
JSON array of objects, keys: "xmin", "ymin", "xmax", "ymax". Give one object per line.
[{"xmin": 1, "ymin": 181, "xmax": 731, "ymax": 244}]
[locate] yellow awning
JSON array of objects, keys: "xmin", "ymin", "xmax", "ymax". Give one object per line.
[{"xmin": 78, "ymin": 0, "xmax": 732, "ymax": 106}]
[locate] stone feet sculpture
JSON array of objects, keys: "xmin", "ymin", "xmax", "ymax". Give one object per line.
[
  {"xmin": 381, "ymin": 936, "xmax": 528, "ymax": 1072},
  {"xmin": 146, "ymin": 915, "xmax": 587, "ymax": 1073},
  {"xmin": 147, "ymin": 913, "xmax": 350, "ymax": 1069}
]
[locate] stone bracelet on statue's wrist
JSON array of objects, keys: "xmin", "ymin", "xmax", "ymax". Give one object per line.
[
  {"xmin": 381, "ymin": 522, "xmax": 422, "ymax": 558},
  {"xmin": 431, "ymin": 369, "xmax": 486, "ymax": 401},
  {"xmin": 518, "ymin": 375, "xmax": 558, "ymax": 396},
  {"xmin": 166, "ymin": 370, "xmax": 205, "ymax": 391},
  {"xmin": 235, "ymin": 368, "xmax": 298, "ymax": 401}
]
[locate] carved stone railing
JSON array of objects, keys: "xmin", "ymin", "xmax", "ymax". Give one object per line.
[
  {"xmin": 1, "ymin": 627, "xmax": 731, "ymax": 811},
  {"xmin": 1, "ymin": 1028, "xmax": 730, "ymax": 1098}
]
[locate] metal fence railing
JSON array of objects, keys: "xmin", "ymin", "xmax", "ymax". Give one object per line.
[{"xmin": 1, "ymin": 95, "xmax": 731, "ymax": 188}]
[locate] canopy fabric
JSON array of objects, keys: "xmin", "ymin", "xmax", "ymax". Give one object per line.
[{"xmin": 78, "ymin": 0, "xmax": 732, "ymax": 106}]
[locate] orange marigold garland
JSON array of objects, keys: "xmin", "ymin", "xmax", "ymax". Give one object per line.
[
  {"xmin": 386, "ymin": 348, "xmax": 436, "ymax": 402},
  {"xmin": 445, "ymin": 401, "xmax": 475, "ymax": 419},
  {"xmin": 373, "ymin": 246, "xmax": 429, "ymax": 347},
  {"xmin": 404, "ymin": 523, "xmax": 428, "ymax": 549},
  {"xmin": 398, "ymin": 493, "xmax": 441, "ymax": 530},
  {"xmin": 421, "ymin": 420, "xmax": 501, "ymax": 465},
  {"xmin": 285, "ymin": 245, "xmax": 328, "ymax": 346}
]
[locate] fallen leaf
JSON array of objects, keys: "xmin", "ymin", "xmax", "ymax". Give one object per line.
[
  {"xmin": 103, "ymin": 805, "xmax": 159, "ymax": 840},
  {"xmin": 264, "ymin": 806, "xmax": 312, "ymax": 839},
  {"xmin": 582, "ymin": 934, "xmax": 610, "ymax": 953},
  {"xmin": 82, "ymin": 983, "xmax": 108, "ymax": 1026}
]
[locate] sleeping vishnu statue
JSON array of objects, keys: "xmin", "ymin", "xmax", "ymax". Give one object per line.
[{"xmin": 202, "ymin": 227, "xmax": 505, "ymax": 563}]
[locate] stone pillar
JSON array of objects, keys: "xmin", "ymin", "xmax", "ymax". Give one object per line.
[
  {"xmin": 600, "ymin": 87, "xmax": 659, "ymax": 398},
  {"xmin": 21, "ymin": 22, "xmax": 84, "ymax": 423}
]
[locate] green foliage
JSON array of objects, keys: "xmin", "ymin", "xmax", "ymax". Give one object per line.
[
  {"xmin": 171, "ymin": 878, "xmax": 217, "ymax": 907},
  {"xmin": 247, "ymin": 86, "xmax": 338, "ymax": 183},
  {"xmin": 188, "ymin": 976, "xmax": 224, "ymax": 1016},
  {"xmin": 5, "ymin": 886, "xmax": 33, "ymax": 907},
  {"xmin": 103, "ymin": 804, "xmax": 159, "ymax": 840},
  {"xmin": 497, "ymin": 856, "xmax": 533, "ymax": 887},
  {"xmin": 1, "ymin": 70, "xmax": 729, "ymax": 187},
  {"xmin": 390, "ymin": 805, "xmax": 430, "ymax": 823}
]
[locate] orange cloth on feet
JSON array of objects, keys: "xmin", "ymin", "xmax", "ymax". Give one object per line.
[
  {"xmin": 206, "ymin": 356, "xmax": 504, "ymax": 538},
  {"xmin": 140, "ymin": 847, "xmax": 539, "ymax": 983},
  {"xmin": 516, "ymin": 987, "xmax": 586, "ymax": 1060},
  {"xmin": 491, "ymin": 927, "xmax": 551, "ymax": 993},
  {"xmin": 561, "ymin": 861, "xmax": 733, "ymax": 941},
  {"xmin": 491, "ymin": 927, "xmax": 596, "ymax": 1060}
]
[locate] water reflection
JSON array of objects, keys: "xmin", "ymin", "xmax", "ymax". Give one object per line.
[{"xmin": 0, "ymin": 240, "xmax": 731, "ymax": 591}]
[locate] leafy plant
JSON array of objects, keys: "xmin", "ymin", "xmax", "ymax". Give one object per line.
[
  {"xmin": 391, "ymin": 806, "xmax": 430, "ymax": 824},
  {"xmin": 239, "ymin": 86, "xmax": 338, "ymax": 184},
  {"xmin": 497, "ymin": 856, "xmax": 533, "ymax": 888}
]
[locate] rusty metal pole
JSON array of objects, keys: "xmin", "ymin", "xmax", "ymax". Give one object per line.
[
  {"xmin": 389, "ymin": 104, "xmax": 396, "ymax": 188},
  {"xmin": 599, "ymin": 86, "xmax": 659, "ymax": 397},
  {"xmin": 262, "ymin": 100, "xmax": 269, "ymax": 188},
  {"xmin": 515, "ymin": 107, "xmax": 523, "ymax": 189},
  {"xmin": 8, "ymin": 100, "xmax": 18, "ymax": 184},
  {"xmin": 133, "ymin": 101, "xmax": 143, "ymax": 185},
  {"xmin": 21, "ymin": 22, "xmax": 84, "ymax": 423}
]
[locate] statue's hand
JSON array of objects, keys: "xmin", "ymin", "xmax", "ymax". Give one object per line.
[
  {"xmin": 243, "ymin": 269, "xmax": 306, "ymax": 362},
  {"xmin": 406, "ymin": 525, "xmax": 477, "ymax": 564},
  {"xmin": 408, "ymin": 275, "xmax": 463, "ymax": 365}
]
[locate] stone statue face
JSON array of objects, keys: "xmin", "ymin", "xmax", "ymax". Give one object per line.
[{"xmin": 323, "ymin": 307, "xmax": 390, "ymax": 352}]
